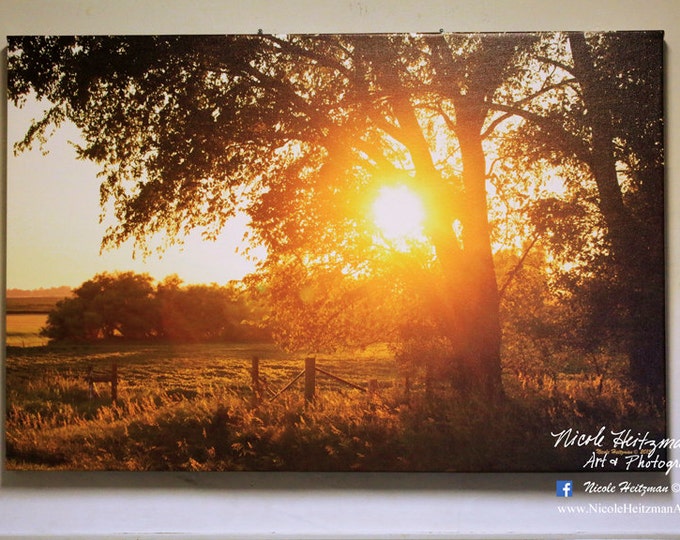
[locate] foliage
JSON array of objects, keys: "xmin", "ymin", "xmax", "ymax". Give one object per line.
[
  {"xmin": 155, "ymin": 275, "xmax": 269, "ymax": 342},
  {"xmin": 489, "ymin": 32, "xmax": 665, "ymax": 396},
  {"xmin": 42, "ymin": 271, "xmax": 157, "ymax": 340},
  {"xmin": 8, "ymin": 32, "xmax": 665, "ymax": 399},
  {"xmin": 40, "ymin": 271, "xmax": 270, "ymax": 343}
]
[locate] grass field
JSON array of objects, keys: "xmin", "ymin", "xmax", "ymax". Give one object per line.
[
  {"xmin": 5, "ymin": 328, "xmax": 665, "ymax": 471},
  {"xmin": 6, "ymin": 340, "xmax": 419, "ymax": 471},
  {"xmin": 5, "ymin": 296, "xmax": 62, "ymax": 347},
  {"xmin": 6, "ymin": 314, "xmax": 50, "ymax": 347}
]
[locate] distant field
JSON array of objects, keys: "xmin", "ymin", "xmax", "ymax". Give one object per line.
[
  {"xmin": 5, "ymin": 296, "xmax": 63, "ymax": 314},
  {"xmin": 5, "ymin": 296, "xmax": 61, "ymax": 346},
  {"xmin": 5, "ymin": 314, "xmax": 49, "ymax": 347}
]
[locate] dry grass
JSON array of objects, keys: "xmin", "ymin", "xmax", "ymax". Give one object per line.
[
  {"xmin": 5, "ymin": 341, "xmax": 665, "ymax": 471},
  {"xmin": 5, "ymin": 314, "xmax": 50, "ymax": 347}
]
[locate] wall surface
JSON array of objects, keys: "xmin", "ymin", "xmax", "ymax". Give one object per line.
[{"xmin": 1, "ymin": 1, "xmax": 679, "ymax": 538}]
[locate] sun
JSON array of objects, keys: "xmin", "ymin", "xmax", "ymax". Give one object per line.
[{"xmin": 372, "ymin": 185, "xmax": 426, "ymax": 250}]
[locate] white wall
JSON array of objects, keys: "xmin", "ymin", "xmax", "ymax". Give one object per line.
[{"xmin": 1, "ymin": 1, "xmax": 679, "ymax": 538}]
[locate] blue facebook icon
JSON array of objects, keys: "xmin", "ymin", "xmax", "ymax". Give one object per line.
[{"xmin": 556, "ymin": 480, "xmax": 573, "ymax": 497}]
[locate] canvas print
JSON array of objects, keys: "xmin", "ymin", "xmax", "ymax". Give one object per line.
[{"xmin": 5, "ymin": 32, "xmax": 667, "ymax": 472}]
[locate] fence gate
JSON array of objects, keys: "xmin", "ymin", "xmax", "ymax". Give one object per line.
[
  {"xmin": 86, "ymin": 362, "xmax": 118, "ymax": 402},
  {"xmin": 250, "ymin": 356, "xmax": 376, "ymax": 404}
]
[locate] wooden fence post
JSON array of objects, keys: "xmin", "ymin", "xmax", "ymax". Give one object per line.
[
  {"xmin": 304, "ymin": 357, "xmax": 316, "ymax": 403},
  {"xmin": 111, "ymin": 362, "xmax": 118, "ymax": 402},
  {"xmin": 87, "ymin": 366, "xmax": 95, "ymax": 400},
  {"xmin": 251, "ymin": 356, "xmax": 261, "ymax": 405},
  {"xmin": 86, "ymin": 363, "xmax": 118, "ymax": 403}
]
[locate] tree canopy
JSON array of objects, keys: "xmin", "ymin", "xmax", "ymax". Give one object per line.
[
  {"xmin": 9, "ymin": 32, "xmax": 665, "ymax": 401},
  {"xmin": 41, "ymin": 271, "xmax": 269, "ymax": 342}
]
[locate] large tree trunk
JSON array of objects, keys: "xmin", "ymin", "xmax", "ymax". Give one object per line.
[
  {"xmin": 367, "ymin": 36, "xmax": 506, "ymax": 399},
  {"xmin": 424, "ymin": 36, "xmax": 526, "ymax": 398},
  {"xmin": 419, "ymin": 95, "xmax": 503, "ymax": 399},
  {"xmin": 446, "ymin": 101, "xmax": 503, "ymax": 398},
  {"xmin": 569, "ymin": 33, "xmax": 666, "ymax": 400}
]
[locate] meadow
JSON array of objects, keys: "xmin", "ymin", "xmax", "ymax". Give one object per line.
[
  {"xmin": 5, "ymin": 297, "xmax": 57, "ymax": 347},
  {"xmin": 5, "ymin": 339, "xmax": 410, "ymax": 471},
  {"xmin": 3, "ymin": 297, "xmax": 664, "ymax": 472},
  {"xmin": 6, "ymin": 314, "xmax": 49, "ymax": 347},
  {"xmin": 5, "ymin": 324, "xmax": 665, "ymax": 472}
]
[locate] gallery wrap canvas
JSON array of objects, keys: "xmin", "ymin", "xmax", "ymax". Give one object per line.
[{"xmin": 5, "ymin": 31, "xmax": 667, "ymax": 472}]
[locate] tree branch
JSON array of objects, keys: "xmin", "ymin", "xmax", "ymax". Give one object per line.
[
  {"xmin": 481, "ymin": 78, "xmax": 578, "ymax": 139},
  {"xmin": 535, "ymin": 55, "xmax": 577, "ymax": 78},
  {"xmin": 260, "ymin": 34, "xmax": 354, "ymax": 80},
  {"xmin": 486, "ymin": 102, "xmax": 591, "ymax": 160},
  {"xmin": 498, "ymin": 233, "xmax": 540, "ymax": 301}
]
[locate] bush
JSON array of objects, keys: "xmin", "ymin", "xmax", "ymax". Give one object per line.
[
  {"xmin": 42, "ymin": 272, "xmax": 158, "ymax": 340},
  {"xmin": 41, "ymin": 272, "xmax": 271, "ymax": 343}
]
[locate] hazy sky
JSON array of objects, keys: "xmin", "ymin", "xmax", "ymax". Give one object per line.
[{"xmin": 6, "ymin": 99, "xmax": 264, "ymax": 290}]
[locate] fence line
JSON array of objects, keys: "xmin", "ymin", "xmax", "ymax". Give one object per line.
[
  {"xmin": 315, "ymin": 366, "xmax": 367, "ymax": 393},
  {"xmin": 269, "ymin": 369, "xmax": 306, "ymax": 403},
  {"xmin": 86, "ymin": 362, "xmax": 118, "ymax": 402},
  {"xmin": 251, "ymin": 356, "xmax": 377, "ymax": 404}
]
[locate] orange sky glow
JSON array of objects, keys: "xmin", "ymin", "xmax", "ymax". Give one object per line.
[{"xmin": 7, "ymin": 99, "xmax": 266, "ymax": 290}]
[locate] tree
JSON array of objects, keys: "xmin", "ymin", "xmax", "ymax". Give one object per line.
[
  {"xmin": 41, "ymin": 271, "xmax": 158, "ymax": 340},
  {"xmin": 568, "ymin": 32, "xmax": 665, "ymax": 398},
  {"xmin": 485, "ymin": 32, "xmax": 665, "ymax": 399},
  {"xmin": 41, "ymin": 272, "xmax": 270, "ymax": 343},
  {"xmin": 10, "ymin": 33, "xmax": 664, "ymax": 401},
  {"xmin": 41, "ymin": 294, "xmax": 95, "ymax": 341},
  {"xmin": 156, "ymin": 276, "xmax": 270, "ymax": 342},
  {"xmin": 9, "ymin": 35, "xmax": 510, "ymax": 396}
]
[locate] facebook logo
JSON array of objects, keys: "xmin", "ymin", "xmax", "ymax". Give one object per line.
[{"xmin": 556, "ymin": 480, "xmax": 573, "ymax": 497}]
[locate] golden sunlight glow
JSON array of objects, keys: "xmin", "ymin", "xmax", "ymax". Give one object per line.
[
  {"xmin": 372, "ymin": 185, "xmax": 426, "ymax": 251},
  {"xmin": 543, "ymin": 172, "xmax": 567, "ymax": 197}
]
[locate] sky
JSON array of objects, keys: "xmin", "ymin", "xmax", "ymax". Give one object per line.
[{"xmin": 6, "ymin": 99, "xmax": 265, "ymax": 290}]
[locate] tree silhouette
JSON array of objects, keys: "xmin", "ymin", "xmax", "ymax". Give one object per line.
[
  {"xmin": 487, "ymin": 32, "xmax": 664, "ymax": 398},
  {"xmin": 568, "ymin": 32, "xmax": 665, "ymax": 398},
  {"xmin": 10, "ymin": 32, "xmax": 665, "ymax": 401},
  {"xmin": 42, "ymin": 272, "xmax": 157, "ymax": 340}
]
